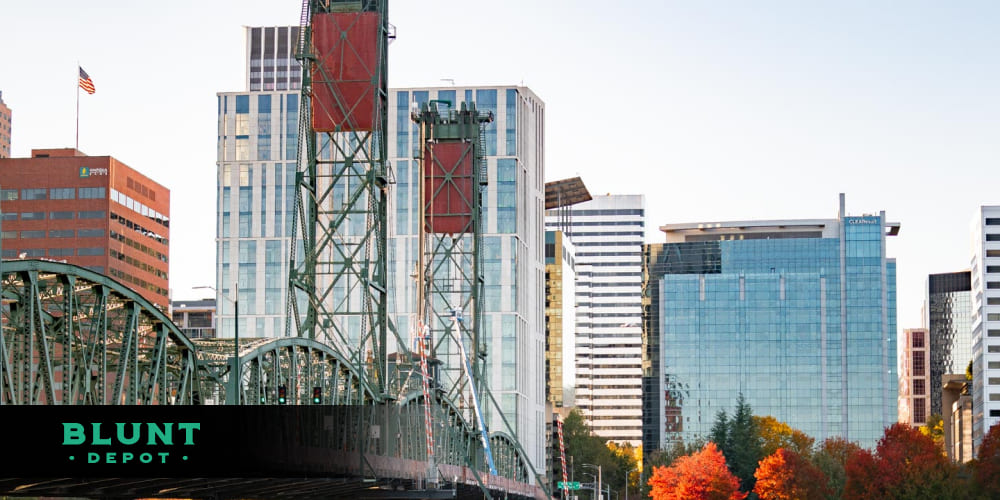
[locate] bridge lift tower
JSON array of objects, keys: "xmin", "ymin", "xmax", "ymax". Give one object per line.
[
  {"xmin": 288, "ymin": 0, "xmax": 392, "ymax": 397},
  {"xmin": 412, "ymin": 100, "xmax": 496, "ymax": 474}
]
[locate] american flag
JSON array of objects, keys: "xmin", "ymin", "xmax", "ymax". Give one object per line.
[{"xmin": 78, "ymin": 67, "xmax": 95, "ymax": 95}]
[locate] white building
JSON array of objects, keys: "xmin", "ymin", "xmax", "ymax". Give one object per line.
[
  {"xmin": 970, "ymin": 205, "xmax": 1000, "ymax": 454},
  {"xmin": 545, "ymin": 194, "xmax": 645, "ymax": 446},
  {"xmin": 387, "ymin": 86, "xmax": 548, "ymax": 471}
]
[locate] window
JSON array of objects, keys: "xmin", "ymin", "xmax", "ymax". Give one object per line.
[
  {"xmin": 77, "ymin": 229, "xmax": 105, "ymax": 238},
  {"xmin": 989, "ymin": 282, "xmax": 1000, "ymax": 290},
  {"xmin": 1, "ymin": 189, "xmax": 18, "ymax": 200},
  {"xmin": 913, "ymin": 354, "xmax": 925, "ymax": 376},
  {"xmin": 990, "ymin": 330, "xmax": 1000, "ymax": 338},
  {"xmin": 79, "ymin": 187, "xmax": 106, "ymax": 199},
  {"xmin": 50, "ymin": 188, "xmax": 75, "ymax": 199},
  {"xmin": 20, "ymin": 212, "xmax": 45, "ymax": 220},
  {"xmin": 913, "ymin": 399, "xmax": 926, "ymax": 424},
  {"xmin": 23, "ymin": 249, "xmax": 45, "ymax": 258},
  {"xmin": 48, "ymin": 230, "xmax": 74, "ymax": 238},
  {"xmin": 989, "ymin": 362, "xmax": 1000, "ymax": 370},
  {"xmin": 78, "ymin": 211, "xmax": 105, "ymax": 219},
  {"xmin": 0, "ymin": 231, "xmax": 16, "ymax": 239},
  {"xmin": 77, "ymin": 247, "xmax": 104, "ymax": 256},
  {"xmin": 913, "ymin": 379, "xmax": 925, "ymax": 395},
  {"xmin": 21, "ymin": 188, "xmax": 46, "ymax": 200},
  {"xmin": 911, "ymin": 331, "xmax": 924, "ymax": 348},
  {"xmin": 20, "ymin": 230, "xmax": 45, "ymax": 239},
  {"xmin": 49, "ymin": 248, "xmax": 74, "ymax": 257},
  {"xmin": 988, "ymin": 218, "xmax": 1000, "ymax": 226},
  {"xmin": 989, "ymin": 313, "xmax": 1000, "ymax": 322},
  {"xmin": 50, "ymin": 211, "xmax": 74, "ymax": 220},
  {"xmin": 987, "ymin": 234, "xmax": 1000, "ymax": 242}
]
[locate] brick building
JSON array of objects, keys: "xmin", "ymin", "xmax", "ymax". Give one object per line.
[{"xmin": 0, "ymin": 148, "xmax": 169, "ymax": 308}]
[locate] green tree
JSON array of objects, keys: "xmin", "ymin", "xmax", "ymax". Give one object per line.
[
  {"xmin": 811, "ymin": 436, "xmax": 861, "ymax": 500},
  {"xmin": 561, "ymin": 409, "xmax": 618, "ymax": 489}
]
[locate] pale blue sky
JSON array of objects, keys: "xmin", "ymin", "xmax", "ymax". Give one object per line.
[{"xmin": 2, "ymin": 1, "xmax": 999, "ymax": 330}]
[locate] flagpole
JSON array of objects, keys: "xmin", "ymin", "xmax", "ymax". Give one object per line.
[{"xmin": 76, "ymin": 63, "xmax": 80, "ymax": 151}]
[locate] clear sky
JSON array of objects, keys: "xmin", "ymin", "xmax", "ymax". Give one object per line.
[{"xmin": 2, "ymin": 1, "xmax": 999, "ymax": 331}]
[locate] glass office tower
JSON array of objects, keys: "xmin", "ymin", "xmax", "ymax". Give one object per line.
[
  {"xmin": 926, "ymin": 271, "xmax": 973, "ymax": 416},
  {"xmin": 643, "ymin": 195, "xmax": 899, "ymax": 451},
  {"xmin": 387, "ymin": 86, "xmax": 547, "ymax": 470}
]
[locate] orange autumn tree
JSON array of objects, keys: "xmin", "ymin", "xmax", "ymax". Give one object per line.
[
  {"xmin": 648, "ymin": 442, "xmax": 746, "ymax": 500},
  {"xmin": 753, "ymin": 448, "xmax": 829, "ymax": 500},
  {"xmin": 975, "ymin": 423, "xmax": 1000, "ymax": 498}
]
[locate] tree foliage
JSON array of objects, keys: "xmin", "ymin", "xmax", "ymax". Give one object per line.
[
  {"xmin": 755, "ymin": 415, "xmax": 815, "ymax": 458},
  {"xmin": 974, "ymin": 423, "xmax": 1000, "ymax": 499},
  {"xmin": 844, "ymin": 422, "xmax": 964, "ymax": 500},
  {"xmin": 710, "ymin": 394, "xmax": 764, "ymax": 494},
  {"xmin": 753, "ymin": 448, "xmax": 829, "ymax": 500},
  {"xmin": 648, "ymin": 442, "xmax": 747, "ymax": 500},
  {"xmin": 810, "ymin": 437, "xmax": 862, "ymax": 500},
  {"xmin": 918, "ymin": 413, "xmax": 945, "ymax": 452}
]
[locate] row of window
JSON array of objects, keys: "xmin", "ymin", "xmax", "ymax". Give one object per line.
[
  {"xmin": 0, "ymin": 187, "xmax": 105, "ymax": 201},
  {"xmin": 2, "ymin": 210, "xmax": 105, "ymax": 221},
  {"xmin": 1, "ymin": 247, "xmax": 103, "ymax": 258},
  {"xmin": 110, "ymin": 249, "xmax": 168, "ymax": 280},
  {"xmin": 110, "ymin": 188, "xmax": 169, "ymax": 228},
  {"xmin": 108, "ymin": 267, "xmax": 168, "ymax": 299},
  {"xmin": 1, "ymin": 229, "xmax": 104, "ymax": 239},
  {"xmin": 110, "ymin": 230, "xmax": 168, "ymax": 263},
  {"xmin": 110, "ymin": 212, "xmax": 168, "ymax": 245}
]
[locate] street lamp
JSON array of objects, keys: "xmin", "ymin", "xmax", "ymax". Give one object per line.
[
  {"xmin": 194, "ymin": 282, "xmax": 239, "ymax": 405},
  {"xmin": 582, "ymin": 463, "xmax": 602, "ymax": 500},
  {"xmin": 624, "ymin": 466, "xmax": 636, "ymax": 500}
]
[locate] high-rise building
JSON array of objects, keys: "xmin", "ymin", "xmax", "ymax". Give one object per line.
[
  {"xmin": 245, "ymin": 26, "xmax": 302, "ymax": 92},
  {"xmin": 643, "ymin": 194, "xmax": 899, "ymax": 451},
  {"xmin": 546, "ymin": 194, "xmax": 645, "ymax": 446},
  {"xmin": 970, "ymin": 206, "xmax": 1000, "ymax": 454},
  {"xmin": 899, "ymin": 328, "xmax": 930, "ymax": 426},
  {"xmin": 0, "ymin": 91, "xmax": 11, "ymax": 159},
  {"xmin": 545, "ymin": 230, "xmax": 577, "ymax": 408},
  {"xmin": 0, "ymin": 148, "xmax": 170, "ymax": 308},
  {"xmin": 216, "ymin": 26, "xmax": 302, "ymax": 339},
  {"xmin": 387, "ymin": 85, "xmax": 547, "ymax": 470},
  {"xmin": 925, "ymin": 271, "xmax": 973, "ymax": 416}
]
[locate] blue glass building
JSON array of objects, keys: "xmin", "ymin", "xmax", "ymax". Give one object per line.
[{"xmin": 642, "ymin": 195, "xmax": 899, "ymax": 451}]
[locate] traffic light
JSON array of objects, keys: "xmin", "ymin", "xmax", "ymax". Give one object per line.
[
  {"xmin": 278, "ymin": 385, "xmax": 287, "ymax": 404},
  {"xmin": 312, "ymin": 386, "xmax": 322, "ymax": 405},
  {"xmin": 259, "ymin": 394, "xmax": 266, "ymax": 404}
]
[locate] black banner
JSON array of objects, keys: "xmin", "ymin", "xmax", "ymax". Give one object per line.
[{"xmin": 0, "ymin": 405, "xmax": 380, "ymax": 478}]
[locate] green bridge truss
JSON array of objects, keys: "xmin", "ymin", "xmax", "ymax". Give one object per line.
[{"xmin": 0, "ymin": 260, "xmax": 538, "ymax": 498}]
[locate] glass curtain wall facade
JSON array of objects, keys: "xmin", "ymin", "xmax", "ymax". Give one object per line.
[
  {"xmin": 926, "ymin": 271, "xmax": 973, "ymax": 417},
  {"xmin": 545, "ymin": 230, "xmax": 577, "ymax": 408},
  {"xmin": 970, "ymin": 206, "xmax": 1000, "ymax": 454},
  {"xmin": 387, "ymin": 86, "xmax": 547, "ymax": 470},
  {"xmin": 545, "ymin": 195, "xmax": 645, "ymax": 446},
  {"xmin": 643, "ymin": 197, "xmax": 898, "ymax": 451},
  {"xmin": 215, "ymin": 27, "xmax": 303, "ymax": 339},
  {"xmin": 216, "ymin": 90, "xmax": 300, "ymax": 338}
]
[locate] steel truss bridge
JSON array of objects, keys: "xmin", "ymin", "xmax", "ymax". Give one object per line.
[{"xmin": 0, "ymin": 260, "xmax": 545, "ymax": 499}]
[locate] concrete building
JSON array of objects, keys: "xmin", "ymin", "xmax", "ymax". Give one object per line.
[
  {"xmin": 643, "ymin": 194, "xmax": 899, "ymax": 451},
  {"xmin": 545, "ymin": 194, "xmax": 645, "ymax": 446},
  {"xmin": 387, "ymin": 85, "xmax": 547, "ymax": 470},
  {"xmin": 970, "ymin": 206, "xmax": 1000, "ymax": 454},
  {"xmin": 245, "ymin": 26, "xmax": 302, "ymax": 92},
  {"xmin": 943, "ymin": 374, "xmax": 974, "ymax": 463},
  {"xmin": 0, "ymin": 148, "xmax": 170, "ymax": 308},
  {"xmin": 171, "ymin": 298, "xmax": 217, "ymax": 339},
  {"xmin": 899, "ymin": 328, "xmax": 930, "ymax": 426},
  {"xmin": 0, "ymin": 91, "xmax": 11, "ymax": 158}
]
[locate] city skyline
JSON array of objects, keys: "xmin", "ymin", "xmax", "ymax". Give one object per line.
[{"xmin": 3, "ymin": 1, "xmax": 1000, "ymax": 334}]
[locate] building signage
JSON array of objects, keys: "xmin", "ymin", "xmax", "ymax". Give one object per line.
[
  {"xmin": 79, "ymin": 167, "xmax": 108, "ymax": 177},
  {"xmin": 847, "ymin": 217, "xmax": 878, "ymax": 225}
]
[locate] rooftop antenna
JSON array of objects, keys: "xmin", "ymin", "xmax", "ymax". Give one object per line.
[{"xmin": 441, "ymin": 78, "xmax": 455, "ymax": 86}]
